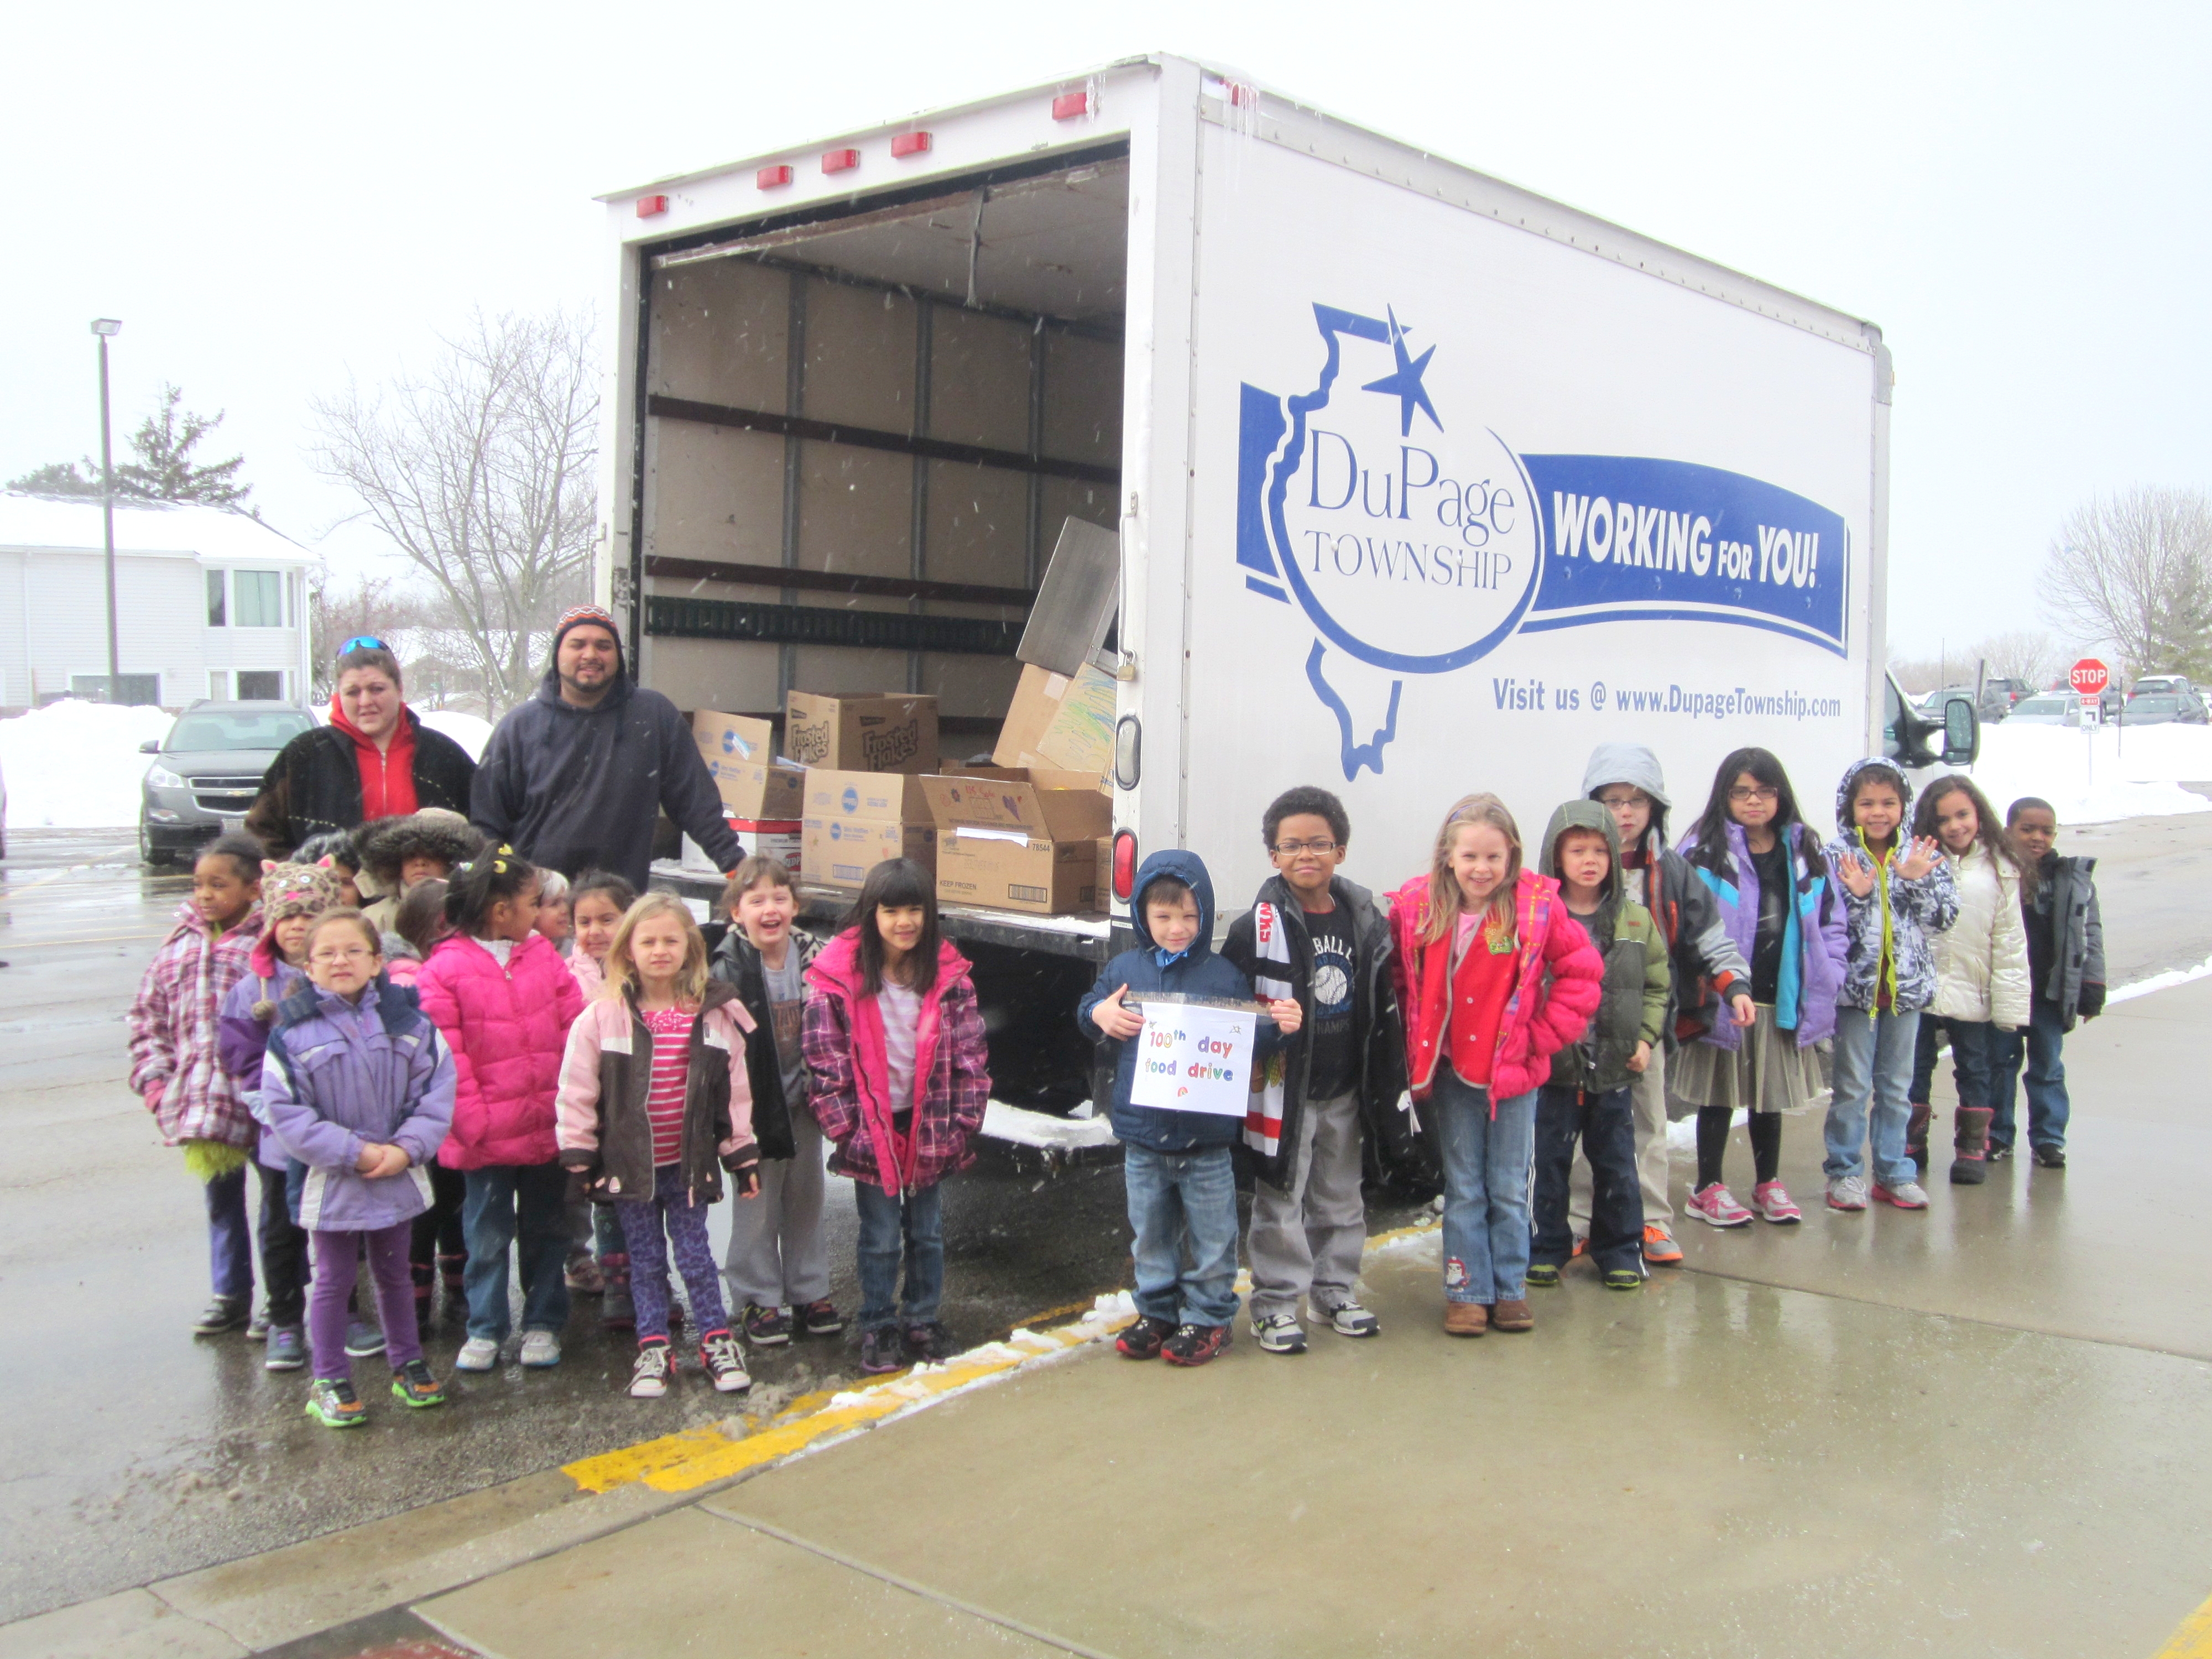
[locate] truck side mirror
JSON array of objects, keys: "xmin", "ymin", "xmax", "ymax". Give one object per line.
[{"xmin": 1941, "ymin": 696, "xmax": 1979, "ymax": 766}]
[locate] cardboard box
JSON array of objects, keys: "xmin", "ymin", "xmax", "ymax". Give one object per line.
[
  {"xmin": 801, "ymin": 818, "xmax": 937, "ymax": 889},
  {"xmin": 920, "ymin": 771, "xmax": 1114, "ymax": 915},
  {"xmin": 1095, "ymin": 836, "xmax": 1114, "ymax": 912},
  {"xmin": 785, "ymin": 691, "xmax": 938, "ymax": 774},
  {"xmin": 691, "ymin": 709, "xmax": 804, "ymax": 818},
  {"xmin": 680, "ymin": 818, "xmax": 803, "ymax": 878},
  {"xmin": 801, "ymin": 768, "xmax": 933, "ymax": 824},
  {"xmin": 994, "ymin": 661, "xmax": 1117, "ymax": 776}
]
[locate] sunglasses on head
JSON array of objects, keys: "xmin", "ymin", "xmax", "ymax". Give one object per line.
[{"xmin": 336, "ymin": 636, "xmax": 389, "ymax": 658}]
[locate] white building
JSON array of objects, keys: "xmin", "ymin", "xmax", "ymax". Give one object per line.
[{"xmin": 0, "ymin": 493, "xmax": 320, "ymax": 713}]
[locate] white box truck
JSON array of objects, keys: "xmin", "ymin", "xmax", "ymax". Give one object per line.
[{"xmin": 594, "ymin": 54, "xmax": 1971, "ymax": 1112}]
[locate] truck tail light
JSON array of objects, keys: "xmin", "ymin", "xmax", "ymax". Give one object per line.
[
  {"xmin": 757, "ymin": 165, "xmax": 793, "ymax": 189},
  {"xmin": 635, "ymin": 195, "xmax": 668, "ymax": 218},
  {"xmin": 890, "ymin": 131, "xmax": 931, "ymax": 158},
  {"xmin": 1112, "ymin": 830, "xmax": 1138, "ymax": 904},
  {"xmin": 1052, "ymin": 90, "xmax": 1090, "ymax": 121},
  {"xmin": 822, "ymin": 148, "xmax": 859, "ymax": 174}
]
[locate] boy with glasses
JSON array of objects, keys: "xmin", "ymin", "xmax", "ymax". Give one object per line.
[{"xmin": 1224, "ymin": 787, "xmax": 1420, "ymax": 1353}]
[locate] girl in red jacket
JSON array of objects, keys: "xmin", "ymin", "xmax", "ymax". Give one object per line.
[
  {"xmin": 1389, "ymin": 794, "xmax": 1603, "ymax": 1338},
  {"xmin": 415, "ymin": 847, "xmax": 583, "ymax": 1374}
]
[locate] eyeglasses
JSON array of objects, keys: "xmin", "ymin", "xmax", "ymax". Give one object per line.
[
  {"xmin": 1596, "ymin": 792, "xmax": 1647, "ymax": 809},
  {"xmin": 309, "ymin": 945, "xmax": 376, "ymax": 964},
  {"xmin": 1728, "ymin": 785, "xmax": 1780, "ymax": 804},
  {"xmin": 336, "ymin": 636, "xmax": 389, "ymax": 658},
  {"xmin": 1272, "ymin": 838, "xmax": 1340, "ymax": 855}
]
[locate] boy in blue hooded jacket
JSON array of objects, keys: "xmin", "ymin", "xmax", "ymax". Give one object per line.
[{"xmin": 1079, "ymin": 851, "xmax": 1301, "ymax": 1367}]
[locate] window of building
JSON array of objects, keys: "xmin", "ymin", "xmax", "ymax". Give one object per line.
[
  {"xmin": 234, "ymin": 570, "xmax": 284, "ymax": 628},
  {"xmin": 207, "ymin": 670, "xmax": 231, "ymax": 701},
  {"xmin": 206, "ymin": 570, "xmax": 227, "ymax": 628},
  {"xmin": 70, "ymin": 674, "xmax": 162, "ymax": 705},
  {"xmin": 236, "ymin": 670, "xmax": 285, "ymax": 701}
]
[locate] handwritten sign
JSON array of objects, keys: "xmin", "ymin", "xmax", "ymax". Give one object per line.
[{"xmin": 1129, "ymin": 1001, "xmax": 1257, "ymax": 1117}]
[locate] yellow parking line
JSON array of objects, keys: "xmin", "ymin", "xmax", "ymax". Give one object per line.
[{"xmin": 2156, "ymin": 1592, "xmax": 2212, "ymax": 1657}]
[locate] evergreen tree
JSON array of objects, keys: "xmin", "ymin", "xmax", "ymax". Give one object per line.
[{"xmin": 6, "ymin": 384, "xmax": 252, "ymax": 509}]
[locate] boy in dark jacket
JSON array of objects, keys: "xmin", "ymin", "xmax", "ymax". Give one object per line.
[
  {"xmin": 1529, "ymin": 802, "xmax": 1670, "ymax": 1290},
  {"xmin": 1994, "ymin": 800, "xmax": 2105, "ymax": 1167},
  {"xmin": 1577, "ymin": 744, "xmax": 1754, "ymax": 1264},
  {"xmin": 1222, "ymin": 786, "xmax": 1414, "ymax": 1355},
  {"xmin": 1079, "ymin": 850, "xmax": 1301, "ymax": 1368}
]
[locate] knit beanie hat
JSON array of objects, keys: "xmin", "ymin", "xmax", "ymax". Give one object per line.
[
  {"xmin": 553, "ymin": 605, "xmax": 622, "ymax": 658},
  {"xmin": 260, "ymin": 860, "xmax": 341, "ymax": 922}
]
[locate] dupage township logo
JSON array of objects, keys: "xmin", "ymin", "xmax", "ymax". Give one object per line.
[{"xmin": 1237, "ymin": 303, "xmax": 1851, "ymax": 778}]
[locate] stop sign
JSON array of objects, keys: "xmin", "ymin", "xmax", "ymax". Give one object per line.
[{"xmin": 2070, "ymin": 658, "xmax": 2110, "ymax": 696}]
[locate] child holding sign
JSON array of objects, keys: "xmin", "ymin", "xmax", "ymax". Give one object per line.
[{"xmin": 1081, "ymin": 851, "xmax": 1302, "ymax": 1368}]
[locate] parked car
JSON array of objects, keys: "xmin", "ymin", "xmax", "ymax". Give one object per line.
[
  {"xmin": 2130, "ymin": 675, "xmax": 2194, "ymax": 701},
  {"xmin": 1981, "ymin": 676, "xmax": 2033, "ymax": 710},
  {"xmin": 2117, "ymin": 690, "xmax": 2210, "ymax": 726},
  {"xmin": 2006, "ymin": 691, "xmax": 2093, "ymax": 727},
  {"xmin": 1918, "ymin": 683, "xmax": 2012, "ymax": 723},
  {"xmin": 139, "ymin": 701, "xmax": 317, "ymax": 865}
]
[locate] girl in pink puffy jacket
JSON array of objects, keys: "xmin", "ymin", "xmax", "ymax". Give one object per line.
[{"xmin": 415, "ymin": 847, "xmax": 583, "ymax": 1375}]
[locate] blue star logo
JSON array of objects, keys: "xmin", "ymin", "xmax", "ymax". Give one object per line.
[{"xmin": 1360, "ymin": 307, "xmax": 1441, "ymax": 436}]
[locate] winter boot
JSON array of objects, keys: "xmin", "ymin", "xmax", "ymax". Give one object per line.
[
  {"xmin": 437, "ymin": 1252, "xmax": 467, "ymax": 1317},
  {"xmin": 601, "ymin": 1251, "xmax": 634, "ymax": 1331},
  {"xmin": 411, "ymin": 1260, "xmax": 436, "ymax": 1333},
  {"xmin": 1950, "ymin": 1107, "xmax": 1994, "ymax": 1185},
  {"xmin": 1906, "ymin": 1103, "xmax": 1932, "ymax": 1173}
]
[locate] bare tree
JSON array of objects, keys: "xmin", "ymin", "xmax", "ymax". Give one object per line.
[
  {"xmin": 305, "ymin": 569, "xmax": 437, "ymax": 698},
  {"xmin": 2042, "ymin": 487, "xmax": 2212, "ymax": 679},
  {"xmin": 1970, "ymin": 629, "xmax": 2068, "ymax": 691},
  {"xmin": 308, "ymin": 311, "xmax": 597, "ymax": 714}
]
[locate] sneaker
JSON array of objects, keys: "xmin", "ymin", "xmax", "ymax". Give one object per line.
[
  {"xmin": 246, "ymin": 1308, "xmax": 271, "ymax": 1342},
  {"xmin": 795, "ymin": 1299, "xmax": 846, "ymax": 1337},
  {"xmin": 601, "ymin": 1284, "xmax": 635, "ymax": 1331},
  {"xmin": 455, "ymin": 1336, "xmax": 501, "ymax": 1372},
  {"xmin": 740, "ymin": 1302, "xmax": 792, "ymax": 1347},
  {"xmin": 628, "ymin": 1340, "xmax": 674, "ymax": 1399},
  {"xmin": 1989, "ymin": 1141, "xmax": 2015, "ymax": 1162},
  {"xmin": 1642, "ymin": 1223, "xmax": 1684, "ymax": 1265},
  {"xmin": 1250, "ymin": 1311, "xmax": 1308, "ymax": 1353},
  {"xmin": 192, "ymin": 1295, "xmax": 249, "ymax": 1335},
  {"xmin": 1490, "ymin": 1299, "xmax": 1535, "ymax": 1333},
  {"xmin": 1827, "ymin": 1175, "xmax": 1870, "ymax": 1211},
  {"xmin": 1443, "ymin": 1302, "xmax": 1487, "ymax": 1337},
  {"xmin": 859, "ymin": 1324, "xmax": 905, "ymax": 1375},
  {"xmin": 700, "ymin": 1331, "xmax": 751, "ymax": 1395},
  {"xmin": 1872, "ymin": 1178, "xmax": 1930, "ymax": 1210},
  {"xmin": 1325, "ymin": 1302, "xmax": 1381, "ymax": 1338},
  {"xmin": 564, "ymin": 1255, "xmax": 605, "ymax": 1295},
  {"xmin": 390, "ymin": 1358, "xmax": 447, "ymax": 1408},
  {"xmin": 1686, "ymin": 1182, "xmax": 1753, "ymax": 1227},
  {"xmin": 519, "ymin": 1330, "xmax": 561, "ymax": 1368},
  {"xmin": 1750, "ymin": 1181, "xmax": 1804, "ymax": 1224},
  {"xmin": 264, "ymin": 1326, "xmax": 306, "ymax": 1371},
  {"xmin": 305, "ymin": 1376, "xmax": 367, "ymax": 1429},
  {"xmin": 1161, "ymin": 1322, "xmax": 1230, "ymax": 1367},
  {"xmin": 345, "ymin": 1319, "xmax": 386, "ymax": 1358},
  {"xmin": 1602, "ymin": 1267, "xmax": 1644, "ymax": 1291},
  {"xmin": 903, "ymin": 1321, "xmax": 955, "ymax": 1363},
  {"xmin": 1115, "ymin": 1315, "xmax": 1174, "ymax": 1360},
  {"xmin": 1524, "ymin": 1263, "xmax": 1562, "ymax": 1288},
  {"xmin": 2033, "ymin": 1144, "xmax": 2068, "ymax": 1169},
  {"xmin": 1570, "ymin": 1235, "xmax": 1588, "ymax": 1259}
]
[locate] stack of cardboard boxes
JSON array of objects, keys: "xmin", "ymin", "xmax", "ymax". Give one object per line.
[{"xmin": 685, "ymin": 711, "xmax": 805, "ymax": 875}]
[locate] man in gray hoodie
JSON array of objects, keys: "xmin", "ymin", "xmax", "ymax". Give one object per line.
[{"xmin": 1571, "ymin": 744, "xmax": 1754, "ymax": 1264}]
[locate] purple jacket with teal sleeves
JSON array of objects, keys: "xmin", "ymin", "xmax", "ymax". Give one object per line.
[{"xmin": 260, "ymin": 977, "xmax": 456, "ymax": 1233}]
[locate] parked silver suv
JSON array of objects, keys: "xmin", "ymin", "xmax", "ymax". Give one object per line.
[{"xmin": 139, "ymin": 701, "xmax": 316, "ymax": 865}]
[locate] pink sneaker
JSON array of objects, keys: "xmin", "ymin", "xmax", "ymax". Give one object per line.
[
  {"xmin": 1750, "ymin": 1181, "xmax": 1803, "ymax": 1224},
  {"xmin": 1686, "ymin": 1182, "xmax": 1753, "ymax": 1228},
  {"xmin": 1872, "ymin": 1178, "xmax": 1930, "ymax": 1210}
]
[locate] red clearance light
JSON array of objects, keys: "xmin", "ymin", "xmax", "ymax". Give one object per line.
[
  {"xmin": 635, "ymin": 195, "xmax": 668, "ymax": 218},
  {"xmin": 890, "ymin": 131, "xmax": 932, "ymax": 158},
  {"xmin": 756, "ymin": 164, "xmax": 793, "ymax": 189},
  {"xmin": 1111, "ymin": 829, "xmax": 1138, "ymax": 904},
  {"xmin": 1051, "ymin": 90, "xmax": 1089, "ymax": 121},
  {"xmin": 821, "ymin": 148, "xmax": 860, "ymax": 174}
]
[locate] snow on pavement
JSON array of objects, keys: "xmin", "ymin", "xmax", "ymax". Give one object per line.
[
  {"xmin": 1959, "ymin": 720, "xmax": 2212, "ymax": 824},
  {"xmin": 0, "ymin": 701, "xmax": 173, "ymax": 830}
]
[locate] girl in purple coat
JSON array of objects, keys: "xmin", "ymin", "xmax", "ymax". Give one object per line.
[
  {"xmin": 261, "ymin": 911, "xmax": 456, "ymax": 1428},
  {"xmin": 1671, "ymin": 748, "xmax": 1848, "ymax": 1231}
]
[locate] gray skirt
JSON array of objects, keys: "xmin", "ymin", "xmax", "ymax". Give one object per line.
[{"xmin": 1668, "ymin": 1004, "xmax": 1822, "ymax": 1115}]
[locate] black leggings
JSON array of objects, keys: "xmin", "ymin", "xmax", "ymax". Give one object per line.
[
  {"xmin": 409, "ymin": 1161, "xmax": 467, "ymax": 1270},
  {"xmin": 1696, "ymin": 1108, "xmax": 1781, "ymax": 1191}
]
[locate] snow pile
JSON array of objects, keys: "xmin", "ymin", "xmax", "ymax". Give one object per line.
[
  {"xmin": 0, "ymin": 700, "xmax": 172, "ymax": 829},
  {"xmin": 1960, "ymin": 721, "xmax": 2212, "ymax": 825},
  {"xmin": 418, "ymin": 708, "xmax": 492, "ymax": 760}
]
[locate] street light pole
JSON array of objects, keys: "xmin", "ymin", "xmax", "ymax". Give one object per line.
[{"xmin": 92, "ymin": 318, "xmax": 122, "ymax": 700}]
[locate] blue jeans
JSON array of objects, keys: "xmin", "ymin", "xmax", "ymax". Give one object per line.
[
  {"xmin": 1122, "ymin": 1143, "xmax": 1240, "ymax": 1327},
  {"xmin": 1990, "ymin": 999, "xmax": 2072, "ymax": 1150},
  {"xmin": 1433, "ymin": 1072, "xmax": 1537, "ymax": 1304},
  {"xmin": 1827, "ymin": 1008, "xmax": 1921, "ymax": 1186},
  {"xmin": 461, "ymin": 1161, "xmax": 572, "ymax": 1343},
  {"xmin": 204, "ymin": 1162, "xmax": 254, "ymax": 1301},
  {"xmin": 853, "ymin": 1179, "xmax": 945, "ymax": 1330},
  {"xmin": 1532, "ymin": 1085, "xmax": 1641, "ymax": 1274},
  {"xmin": 1908, "ymin": 1015, "xmax": 1996, "ymax": 1107}
]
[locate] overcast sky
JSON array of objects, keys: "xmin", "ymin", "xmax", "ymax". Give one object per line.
[{"xmin": 3, "ymin": 1, "xmax": 2204, "ymax": 659}]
